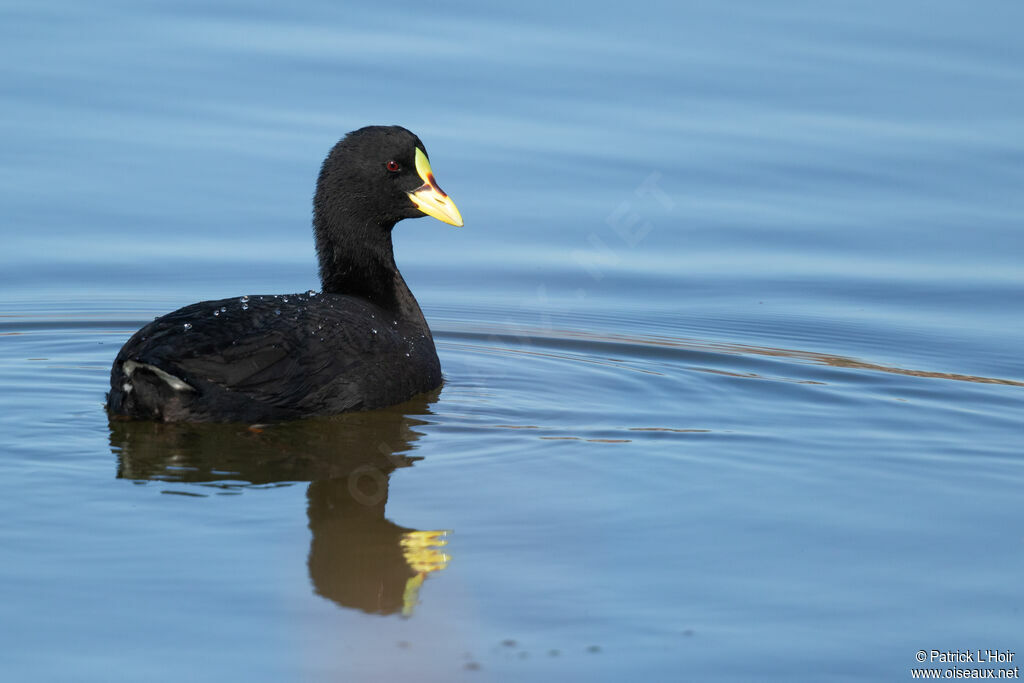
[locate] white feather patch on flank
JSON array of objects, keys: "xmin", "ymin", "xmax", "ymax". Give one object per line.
[{"xmin": 123, "ymin": 360, "xmax": 195, "ymax": 392}]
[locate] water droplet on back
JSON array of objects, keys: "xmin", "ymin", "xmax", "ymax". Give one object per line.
[
  {"xmin": 274, "ymin": 309, "xmax": 281, "ymax": 315},
  {"xmin": 183, "ymin": 323, "xmax": 192, "ymax": 331},
  {"xmin": 240, "ymin": 295, "xmax": 249, "ymax": 304},
  {"xmin": 307, "ymin": 290, "xmax": 317, "ymax": 297},
  {"xmin": 242, "ymin": 303, "xmax": 249, "ymax": 310}
]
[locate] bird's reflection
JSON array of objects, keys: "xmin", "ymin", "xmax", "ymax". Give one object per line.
[{"xmin": 108, "ymin": 390, "xmax": 448, "ymax": 617}]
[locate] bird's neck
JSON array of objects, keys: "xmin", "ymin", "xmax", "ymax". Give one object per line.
[{"xmin": 314, "ymin": 217, "xmax": 428, "ymax": 328}]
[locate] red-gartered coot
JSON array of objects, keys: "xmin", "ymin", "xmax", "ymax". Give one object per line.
[{"xmin": 107, "ymin": 126, "xmax": 463, "ymax": 422}]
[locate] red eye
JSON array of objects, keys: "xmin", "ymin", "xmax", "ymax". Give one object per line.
[{"xmin": 386, "ymin": 160, "xmax": 400, "ymax": 172}]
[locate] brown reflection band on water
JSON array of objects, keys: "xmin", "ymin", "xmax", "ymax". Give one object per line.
[
  {"xmin": 442, "ymin": 340, "xmax": 666, "ymax": 376},
  {"xmin": 440, "ymin": 324, "xmax": 1024, "ymax": 388},
  {"xmin": 108, "ymin": 390, "xmax": 450, "ymax": 617},
  {"xmin": 537, "ymin": 436, "xmax": 632, "ymax": 443}
]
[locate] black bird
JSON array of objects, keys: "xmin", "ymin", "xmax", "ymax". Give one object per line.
[{"xmin": 107, "ymin": 126, "xmax": 463, "ymax": 422}]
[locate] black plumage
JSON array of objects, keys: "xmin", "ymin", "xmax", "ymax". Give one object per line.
[{"xmin": 107, "ymin": 126, "xmax": 462, "ymax": 422}]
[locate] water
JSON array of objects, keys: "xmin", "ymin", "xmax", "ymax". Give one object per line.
[{"xmin": 2, "ymin": 1, "xmax": 1023, "ymax": 680}]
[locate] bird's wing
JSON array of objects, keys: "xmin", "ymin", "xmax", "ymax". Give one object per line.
[{"xmin": 130, "ymin": 297, "xmax": 392, "ymax": 412}]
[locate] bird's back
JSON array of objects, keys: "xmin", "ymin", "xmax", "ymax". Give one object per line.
[{"xmin": 107, "ymin": 291, "xmax": 441, "ymax": 422}]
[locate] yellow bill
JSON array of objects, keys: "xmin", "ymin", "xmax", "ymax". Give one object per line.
[{"xmin": 407, "ymin": 147, "xmax": 463, "ymax": 227}]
